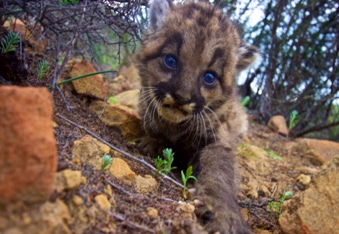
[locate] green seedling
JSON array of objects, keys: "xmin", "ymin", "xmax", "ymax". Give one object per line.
[
  {"xmin": 289, "ymin": 110, "xmax": 299, "ymax": 130},
  {"xmin": 241, "ymin": 96, "xmax": 250, "ymax": 107},
  {"xmin": 37, "ymin": 60, "xmax": 50, "ymax": 80},
  {"xmin": 101, "ymin": 154, "xmax": 112, "ymax": 171},
  {"xmin": 181, "ymin": 166, "xmax": 197, "ymax": 199},
  {"xmin": 60, "ymin": 0, "xmax": 80, "ymax": 5},
  {"xmin": 265, "ymin": 150, "xmax": 282, "ymax": 160},
  {"xmin": 1, "ymin": 32, "xmax": 20, "ymax": 54},
  {"xmin": 48, "ymin": 70, "xmax": 116, "ymax": 89},
  {"xmin": 154, "ymin": 148, "xmax": 176, "ymax": 175},
  {"xmin": 268, "ymin": 191, "xmax": 293, "ymax": 217},
  {"xmin": 108, "ymin": 96, "xmax": 119, "ymax": 104}
]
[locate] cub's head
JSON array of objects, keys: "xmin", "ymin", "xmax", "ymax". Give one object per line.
[{"xmin": 137, "ymin": 0, "xmax": 259, "ymax": 124}]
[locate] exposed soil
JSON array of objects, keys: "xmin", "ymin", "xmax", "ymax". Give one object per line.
[{"xmin": 0, "ymin": 28, "xmax": 320, "ymax": 234}]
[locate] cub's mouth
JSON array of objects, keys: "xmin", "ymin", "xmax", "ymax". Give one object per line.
[
  {"xmin": 154, "ymin": 94, "xmax": 194, "ymax": 123},
  {"xmin": 157, "ymin": 103, "xmax": 192, "ymax": 123}
]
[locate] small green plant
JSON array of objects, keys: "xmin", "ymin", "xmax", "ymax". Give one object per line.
[
  {"xmin": 241, "ymin": 96, "xmax": 250, "ymax": 107},
  {"xmin": 181, "ymin": 166, "xmax": 197, "ymax": 199},
  {"xmin": 48, "ymin": 70, "xmax": 116, "ymax": 89},
  {"xmin": 59, "ymin": 0, "xmax": 80, "ymax": 5},
  {"xmin": 289, "ymin": 110, "xmax": 299, "ymax": 130},
  {"xmin": 268, "ymin": 191, "xmax": 293, "ymax": 217},
  {"xmin": 265, "ymin": 150, "xmax": 282, "ymax": 160},
  {"xmin": 1, "ymin": 32, "xmax": 20, "ymax": 54},
  {"xmin": 108, "ymin": 96, "xmax": 119, "ymax": 104},
  {"xmin": 37, "ymin": 60, "xmax": 50, "ymax": 80},
  {"xmin": 154, "ymin": 148, "xmax": 176, "ymax": 175},
  {"xmin": 101, "ymin": 154, "xmax": 112, "ymax": 171}
]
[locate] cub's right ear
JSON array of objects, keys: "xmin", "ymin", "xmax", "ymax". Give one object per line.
[
  {"xmin": 150, "ymin": 0, "xmax": 172, "ymax": 32},
  {"xmin": 236, "ymin": 44, "xmax": 261, "ymax": 72}
]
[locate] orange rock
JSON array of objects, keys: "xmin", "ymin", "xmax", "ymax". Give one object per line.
[
  {"xmin": 0, "ymin": 86, "xmax": 57, "ymax": 203},
  {"xmin": 69, "ymin": 60, "xmax": 109, "ymax": 99},
  {"xmin": 279, "ymin": 156, "xmax": 339, "ymax": 234},
  {"xmin": 9, "ymin": 18, "xmax": 49, "ymax": 53},
  {"xmin": 114, "ymin": 89, "xmax": 140, "ymax": 110},
  {"xmin": 89, "ymin": 100, "xmax": 142, "ymax": 140},
  {"xmin": 267, "ymin": 115, "xmax": 289, "ymax": 136},
  {"xmin": 109, "ymin": 158, "xmax": 136, "ymax": 184},
  {"xmin": 296, "ymin": 138, "xmax": 339, "ymax": 165}
]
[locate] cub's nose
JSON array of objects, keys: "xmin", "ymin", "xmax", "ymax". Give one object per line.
[{"xmin": 172, "ymin": 92, "xmax": 191, "ymax": 105}]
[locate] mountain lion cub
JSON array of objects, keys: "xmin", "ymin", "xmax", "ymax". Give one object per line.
[{"xmin": 136, "ymin": 1, "xmax": 259, "ymax": 233}]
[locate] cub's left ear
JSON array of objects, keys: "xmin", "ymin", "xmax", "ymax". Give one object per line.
[
  {"xmin": 149, "ymin": 0, "xmax": 172, "ymax": 32},
  {"xmin": 236, "ymin": 44, "xmax": 260, "ymax": 72}
]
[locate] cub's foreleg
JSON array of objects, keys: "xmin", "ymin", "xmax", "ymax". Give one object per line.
[{"xmin": 193, "ymin": 144, "xmax": 251, "ymax": 234}]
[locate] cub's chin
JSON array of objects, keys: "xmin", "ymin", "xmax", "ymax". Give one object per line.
[{"xmin": 157, "ymin": 105, "xmax": 191, "ymax": 124}]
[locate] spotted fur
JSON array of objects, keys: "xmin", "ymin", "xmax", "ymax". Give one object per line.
[{"xmin": 136, "ymin": 1, "xmax": 259, "ymax": 233}]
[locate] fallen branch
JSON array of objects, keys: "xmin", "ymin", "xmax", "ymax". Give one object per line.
[
  {"xmin": 110, "ymin": 211, "xmax": 156, "ymax": 234},
  {"xmin": 56, "ymin": 113, "xmax": 185, "ymax": 189},
  {"xmin": 104, "ymin": 177, "xmax": 135, "ymax": 197}
]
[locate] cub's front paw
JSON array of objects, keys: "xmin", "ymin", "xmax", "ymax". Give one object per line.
[
  {"xmin": 135, "ymin": 136, "xmax": 164, "ymax": 157},
  {"xmin": 194, "ymin": 195, "xmax": 251, "ymax": 234}
]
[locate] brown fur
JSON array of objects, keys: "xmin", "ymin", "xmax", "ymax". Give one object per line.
[{"xmin": 136, "ymin": 1, "xmax": 259, "ymax": 233}]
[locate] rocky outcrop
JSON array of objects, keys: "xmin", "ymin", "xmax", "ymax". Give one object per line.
[
  {"xmin": 0, "ymin": 86, "xmax": 57, "ymax": 203},
  {"xmin": 114, "ymin": 89, "xmax": 140, "ymax": 110},
  {"xmin": 267, "ymin": 115, "xmax": 289, "ymax": 136},
  {"xmin": 89, "ymin": 100, "xmax": 142, "ymax": 140},
  {"xmin": 295, "ymin": 138, "xmax": 339, "ymax": 165},
  {"xmin": 69, "ymin": 60, "xmax": 109, "ymax": 99},
  {"xmin": 279, "ymin": 156, "xmax": 339, "ymax": 234},
  {"xmin": 72, "ymin": 135, "xmax": 111, "ymax": 170}
]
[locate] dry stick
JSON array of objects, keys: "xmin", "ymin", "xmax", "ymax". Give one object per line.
[
  {"xmin": 110, "ymin": 212, "xmax": 156, "ymax": 234},
  {"xmin": 56, "ymin": 113, "xmax": 184, "ymax": 189},
  {"xmin": 51, "ymin": 0, "xmax": 87, "ymax": 97},
  {"xmin": 104, "ymin": 178, "xmax": 134, "ymax": 197},
  {"xmin": 249, "ymin": 210, "xmax": 279, "ymax": 229},
  {"xmin": 105, "ymin": 177, "xmax": 179, "ymax": 204}
]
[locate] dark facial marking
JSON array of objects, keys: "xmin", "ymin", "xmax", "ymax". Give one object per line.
[{"xmin": 208, "ymin": 47, "xmax": 225, "ymax": 67}]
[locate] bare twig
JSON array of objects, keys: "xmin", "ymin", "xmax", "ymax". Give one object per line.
[
  {"xmin": 249, "ymin": 210, "xmax": 279, "ymax": 229},
  {"xmin": 110, "ymin": 211, "xmax": 156, "ymax": 234},
  {"xmin": 55, "ymin": 113, "xmax": 185, "ymax": 189},
  {"xmin": 104, "ymin": 177, "xmax": 135, "ymax": 196}
]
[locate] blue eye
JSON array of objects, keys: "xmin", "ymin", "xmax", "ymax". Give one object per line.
[
  {"xmin": 164, "ymin": 55, "xmax": 177, "ymax": 68},
  {"xmin": 202, "ymin": 72, "xmax": 217, "ymax": 85}
]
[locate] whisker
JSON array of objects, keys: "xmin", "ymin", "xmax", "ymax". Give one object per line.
[
  {"xmin": 202, "ymin": 110, "xmax": 217, "ymax": 143},
  {"xmin": 198, "ymin": 112, "xmax": 208, "ymax": 146},
  {"xmin": 204, "ymin": 105, "xmax": 228, "ymax": 136}
]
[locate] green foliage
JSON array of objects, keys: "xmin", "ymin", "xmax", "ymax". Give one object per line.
[
  {"xmin": 268, "ymin": 191, "xmax": 293, "ymax": 217},
  {"xmin": 154, "ymin": 148, "xmax": 176, "ymax": 175},
  {"xmin": 101, "ymin": 154, "xmax": 112, "ymax": 171},
  {"xmin": 264, "ymin": 150, "xmax": 282, "ymax": 160},
  {"xmin": 48, "ymin": 70, "xmax": 116, "ymax": 89},
  {"xmin": 37, "ymin": 60, "xmax": 50, "ymax": 80},
  {"xmin": 1, "ymin": 32, "xmax": 20, "ymax": 54},
  {"xmin": 108, "ymin": 96, "xmax": 119, "ymax": 104},
  {"xmin": 289, "ymin": 110, "xmax": 299, "ymax": 130},
  {"xmin": 181, "ymin": 166, "xmax": 197, "ymax": 199},
  {"xmin": 59, "ymin": 0, "xmax": 80, "ymax": 5},
  {"xmin": 241, "ymin": 96, "xmax": 250, "ymax": 107}
]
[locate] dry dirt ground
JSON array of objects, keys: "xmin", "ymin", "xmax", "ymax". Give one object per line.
[{"xmin": 0, "ymin": 28, "xmax": 322, "ymax": 234}]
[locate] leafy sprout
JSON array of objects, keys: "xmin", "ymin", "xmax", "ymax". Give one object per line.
[
  {"xmin": 37, "ymin": 60, "xmax": 50, "ymax": 80},
  {"xmin": 181, "ymin": 166, "xmax": 197, "ymax": 199},
  {"xmin": 154, "ymin": 148, "xmax": 176, "ymax": 176},
  {"xmin": 108, "ymin": 96, "xmax": 119, "ymax": 104},
  {"xmin": 268, "ymin": 190, "xmax": 293, "ymax": 217},
  {"xmin": 1, "ymin": 32, "xmax": 20, "ymax": 54},
  {"xmin": 289, "ymin": 110, "xmax": 299, "ymax": 130},
  {"xmin": 241, "ymin": 96, "xmax": 250, "ymax": 107},
  {"xmin": 101, "ymin": 154, "xmax": 112, "ymax": 171}
]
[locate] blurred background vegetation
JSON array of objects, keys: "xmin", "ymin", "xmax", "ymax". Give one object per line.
[{"xmin": 1, "ymin": 0, "xmax": 338, "ymax": 141}]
